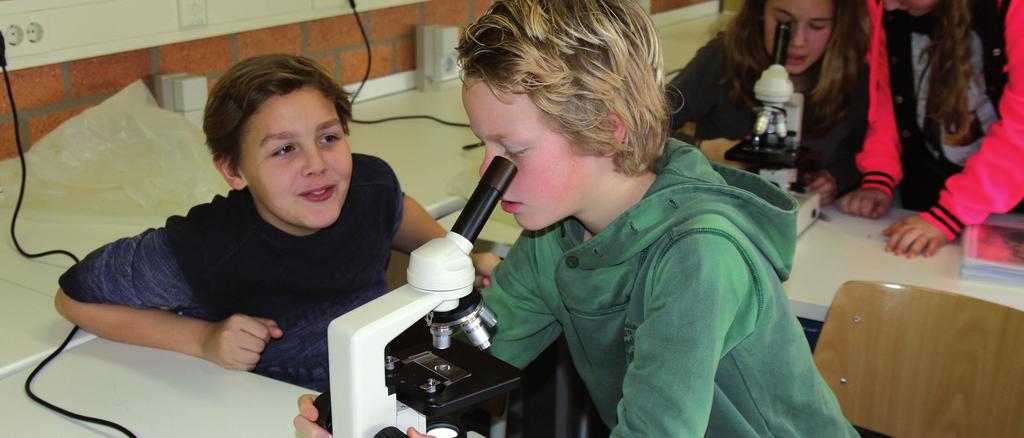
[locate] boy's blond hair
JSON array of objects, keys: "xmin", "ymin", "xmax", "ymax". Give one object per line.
[{"xmin": 457, "ymin": 0, "xmax": 667, "ymax": 175}]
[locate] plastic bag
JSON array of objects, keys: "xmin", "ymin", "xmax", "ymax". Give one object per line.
[{"xmin": 0, "ymin": 80, "xmax": 228, "ymax": 225}]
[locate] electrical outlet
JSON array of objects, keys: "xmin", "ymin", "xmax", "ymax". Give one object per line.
[
  {"xmin": 1, "ymin": 12, "xmax": 53, "ymax": 57},
  {"xmin": 416, "ymin": 25, "xmax": 461, "ymax": 91},
  {"xmin": 25, "ymin": 22, "xmax": 43, "ymax": 44},
  {"xmin": 5, "ymin": 25, "xmax": 24, "ymax": 46},
  {"xmin": 178, "ymin": 0, "xmax": 208, "ymax": 29}
]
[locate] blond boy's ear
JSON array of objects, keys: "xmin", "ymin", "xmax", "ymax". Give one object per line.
[
  {"xmin": 608, "ymin": 113, "xmax": 628, "ymax": 154},
  {"xmin": 213, "ymin": 157, "xmax": 248, "ymax": 190}
]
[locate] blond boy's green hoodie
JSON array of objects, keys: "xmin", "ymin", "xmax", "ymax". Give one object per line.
[{"xmin": 483, "ymin": 139, "xmax": 856, "ymax": 437}]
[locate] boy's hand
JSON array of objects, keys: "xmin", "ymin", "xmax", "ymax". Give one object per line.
[
  {"xmin": 883, "ymin": 215, "xmax": 949, "ymax": 258},
  {"xmin": 837, "ymin": 187, "xmax": 892, "ymax": 219},
  {"xmin": 201, "ymin": 314, "xmax": 283, "ymax": 370},
  {"xmin": 295, "ymin": 394, "xmax": 331, "ymax": 438},
  {"xmin": 294, "ymin": 394, "xmax": 435, "ymax": 438},
  {"xmin": 802, "ymin": 170, "xmax": 838, "ymax": 205},
  {"xmin": 471, "ymin": 252, "xmax": 502, "ymax": 288}
]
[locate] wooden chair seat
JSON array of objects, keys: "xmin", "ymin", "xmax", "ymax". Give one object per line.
[{"xmin": 812, "ymin": 281, "xmax": 1024, "ymax": 437}]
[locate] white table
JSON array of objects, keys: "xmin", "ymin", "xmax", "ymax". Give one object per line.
[
  {"xmin": 0, "ymin": 10, "xmax": 727, "ymax": 436},
  {"xmin": 785, "ymin": 205, "xmax": 1024, "ymax": 321},
  {"xmin": 1, "ymin": 335, "xmax": 309, "ymax": 437},
  {"xmin": 0, "ymin": 212, "xmax": 159, "ymax": 379}
]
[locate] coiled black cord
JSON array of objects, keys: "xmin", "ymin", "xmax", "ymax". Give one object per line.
[{"xmin": 1, "ymin": 33, "xmax": 137, "ymax": 438}]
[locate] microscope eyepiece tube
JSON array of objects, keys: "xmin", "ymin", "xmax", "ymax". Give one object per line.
[
  {"xmin": 771, "ymin": 22, "xmax": 791, "ymax": 66},
  {"xmin": 450, "ymin": 156, "xmax": 517, "ymax": 243}
]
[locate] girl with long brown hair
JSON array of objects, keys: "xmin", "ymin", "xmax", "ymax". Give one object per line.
[{"xmin": 668, "ymin": 0, "xmax": 870, "ymax": 205}]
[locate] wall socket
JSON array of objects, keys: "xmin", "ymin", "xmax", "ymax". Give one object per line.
[
  {"xmin": 178, "ymin": 0, "xmax": 208, "ymax": 29},
  {"xmin": 2, "ymin": 12, "xmax": 51, "ymax": 58},
  {"xmin": 415, "ymin": 25, "xmax": 461, "ymax": 91}
]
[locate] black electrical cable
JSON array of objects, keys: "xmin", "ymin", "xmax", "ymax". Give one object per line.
[
  {"xmin": 1, "ymin": 35, "xmax": 137, "ymax": 438},
  {"xmin": 348, "ymin": 0, "xmax": 371, "ymax": 103},
  {"xmin": 344, "ymin": 1, "xmax": 472, "ymax": 130}
]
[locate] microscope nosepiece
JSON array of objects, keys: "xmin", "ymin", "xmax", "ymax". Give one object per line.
[{"xmin": 425, "ymin": 290, "xmax": 496, "ymax": 350}]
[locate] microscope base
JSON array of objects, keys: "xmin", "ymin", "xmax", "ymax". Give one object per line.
[{"xmin": 791, "ymin": 191, "xmax": 819, "ymax": 236}]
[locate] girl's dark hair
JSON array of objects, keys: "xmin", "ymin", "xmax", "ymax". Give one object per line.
[
  {"xmin": 721, "ymin": 0, "xmax": 868, "ymax": 137},
  {"xmin": 203, "ymin": 54, "xmax": 351, "ymax": 169}
]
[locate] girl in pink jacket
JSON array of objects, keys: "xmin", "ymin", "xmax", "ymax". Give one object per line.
[{"xmin": 839, "ymin": 0, "xmax": 1024, "ymax": 258}]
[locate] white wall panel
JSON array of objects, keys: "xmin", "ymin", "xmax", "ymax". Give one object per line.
[{"xmin": 0, "ymin": 0, "xmax": 423, "ymax": 71}]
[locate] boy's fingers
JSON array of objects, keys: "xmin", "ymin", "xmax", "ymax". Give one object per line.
[
  {"xmin": 253, "ymin": 317, "xmax": 284, "ymax": 338},
  {"xmin": 236, "ymin": 316, "xmax": 272, "ymax": 342},
  {"xmin": 236, "ymin": 349, "xmax": 261, "ymax": 367},
  {"xmin": 297, "ymin": 394, "xmax": 320, "ymax": 419},
  {"xmin": 233, "ymin": 328, "xmax": 269, "ymax": 353},
  {"xmin": 294, "ymin": 415, "xmax": 331, "ymax": 438}
]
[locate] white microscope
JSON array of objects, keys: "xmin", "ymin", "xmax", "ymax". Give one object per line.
[
  {"xmin": 725, "ymin": 22, "xmax": 819, "ymax": 235},
  {"xmin": 314, "ymin": 157, "xmax": 521, "ymax": 438}
]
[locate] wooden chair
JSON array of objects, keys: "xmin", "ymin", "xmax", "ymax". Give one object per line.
[{"xmin": 812, "ymin": 281, "xmax": 1024, "ymax": 437}]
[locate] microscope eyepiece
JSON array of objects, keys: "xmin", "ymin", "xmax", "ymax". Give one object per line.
[
  {"xmin": 771, "ymin": 22, "xmax": 791, "ymax": 66},
  {"xmin": 450, "ymin": 156, "xmax": 517, "ymax": 243}
]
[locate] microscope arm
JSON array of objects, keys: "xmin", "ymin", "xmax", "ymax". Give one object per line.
[{"xmin": 326, "ymin": 285, "xmax": 443, "ymax": 437}]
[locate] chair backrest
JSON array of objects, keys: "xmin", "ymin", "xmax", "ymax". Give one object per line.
[{"xmin": 813, "ymin": 281, "xmax": 1024, "ymax": 437}]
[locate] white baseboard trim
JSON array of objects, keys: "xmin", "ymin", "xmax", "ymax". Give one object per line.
[{"xmin": 346, "ymin": 70, "xmax": 418, "ymax": 104}]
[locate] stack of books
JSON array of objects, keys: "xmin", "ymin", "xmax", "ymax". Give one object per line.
[{"xmin": 961, "ymin": 223, "xmax": 1024, "ymax": 285}]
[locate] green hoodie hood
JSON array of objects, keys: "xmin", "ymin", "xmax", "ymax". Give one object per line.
[{"xmin": 571, "ymin": 138, "xmax": 797, "ymax": 280}]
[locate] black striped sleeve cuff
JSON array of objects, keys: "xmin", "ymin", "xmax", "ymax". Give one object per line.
[{"xmin": 860, "ymin": 171, "xmax": 895, "ymax": 197}]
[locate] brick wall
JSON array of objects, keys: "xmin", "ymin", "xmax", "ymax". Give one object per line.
[{"xmin": 0, "ymin": 0, "xmax": 703, "ymax": 161}]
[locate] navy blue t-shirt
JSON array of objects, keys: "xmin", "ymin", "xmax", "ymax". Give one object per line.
[{"xmin": 59, "ymin": 154, "xmax": 404, "ymax": 391}]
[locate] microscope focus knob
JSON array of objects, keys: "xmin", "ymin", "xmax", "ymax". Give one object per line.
[{"xmin": 375, "ymin": 426, "xmax": 409, "ymax": 438}]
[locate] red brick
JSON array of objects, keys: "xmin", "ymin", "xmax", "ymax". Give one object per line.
[
  {"xmin": 395, "ymin": 38, "xmax": 416, "ymax": 73},
  {"xmin": 651, "ymin": 0, "xmax": 705, "ymax": 13},
  {"xmin": 237, "ymin": 23, "xmax": 303, "ymax": 60},
  {"xmin": 368, "ymin": 4, "xmax": 420, "ymax": 41},
  {"xmin": 27, "ymin": 104, "xmax": 92, "ymax": 145},
  {"xmin": 308, "ymin": 14, "xmax": 363, "ymax": 53},
  {"xmin": 0, "ymin": 119, "xmax": 18, "ymax": 160},
  {"xmin": 370, "ymin": 45, "xmax": 394, "ymax": 79},
  {"xmin": 341, "ymin": 44, "xmax": 393, "ymax": 85},
  {"xmin": 472, "ymin": 0, "xmax": 498, "ymax": 18},
  {"xmin": 68, "ymin": 49, "xmax": 151, "ymax": 99},
  {"xmin": 159, "ymin": 36, "xmax": 232, "ymax": 75},
  {"xmin": 312, "ymin": 53, "xmax": 340, "ymax": 80},
  {"xmin": 425, "ymin": 0, "xmax": 471, "ymax": 27},
  {"xmin": 0, "ymin": 64, "xmax": 64, "ymax": 115}
]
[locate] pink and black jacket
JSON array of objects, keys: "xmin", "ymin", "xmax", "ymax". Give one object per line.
[{"xmin": 857, "ymin": 0, "xmax": 1024, "ymax": 240}]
